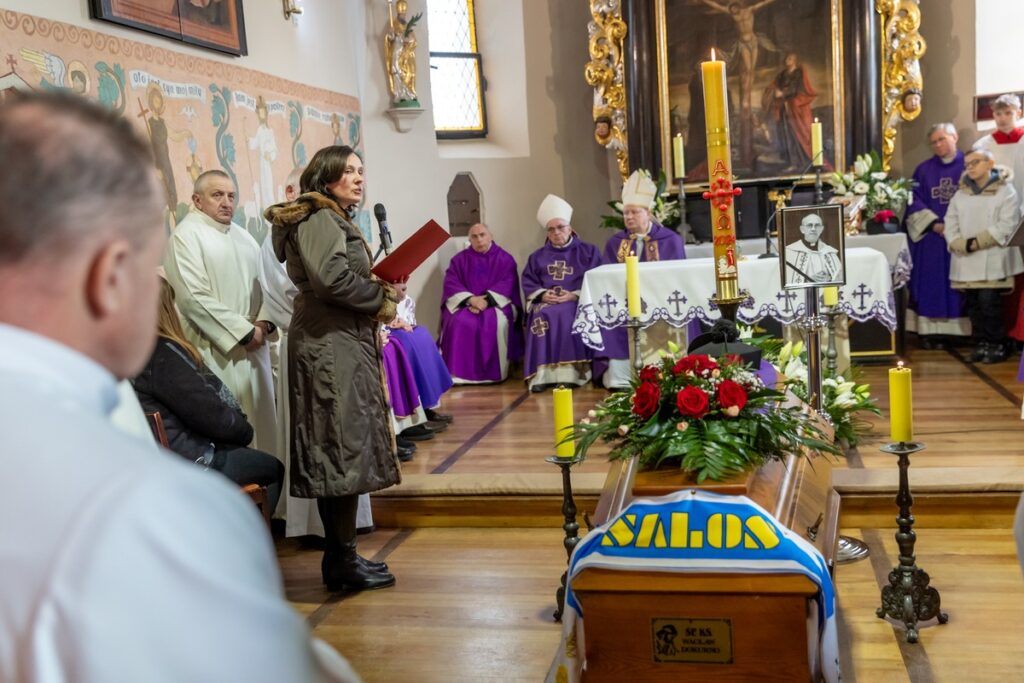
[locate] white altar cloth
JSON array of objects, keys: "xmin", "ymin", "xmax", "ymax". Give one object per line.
[{"xmin": 574, "ymin": 247, "xmax": 896, "ymax": 351}]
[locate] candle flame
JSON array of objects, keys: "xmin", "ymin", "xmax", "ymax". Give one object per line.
[
  {"xmin": 711, "ymin": 48, "xmax": 716, "ymax": 61},
  {"xmin": 897, "ymin": 360, "xmax": 905, "ymax": 369},
  {"xmin": 814, "ymin": 117, "xmax": 819, "ymax": 123}
]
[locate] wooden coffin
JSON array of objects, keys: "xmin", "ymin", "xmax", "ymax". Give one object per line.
[{"xmin": 576, "ymin": 449, "xmax": 840, "ymax": 682}]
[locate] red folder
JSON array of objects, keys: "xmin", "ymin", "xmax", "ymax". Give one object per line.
[{"xmin": 371, "ymin": 219, "xmax": 451, "ymax": 282}]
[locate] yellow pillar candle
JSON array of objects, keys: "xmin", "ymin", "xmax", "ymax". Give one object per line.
[
  {"xmin": 811, "ymin": 118, "xmax": 823, "ymax": 166},
  {"xmin": 553, "ymin": 387, "xmax": 575, "ymax": 458},
  {"xmin": 673, "ymin": 133, "xmax": 686, "ymax": 179},
  {"xmin": 823, "ymin": 286, "xmax": 838, "ymax": 307},
  {"xmin": 625, "ymin": 254, "xmax": 641, "ymax": 318},
  {"xmin": 888, "ymin": 361, "xmax": 913, "ymax": 443},
  {"xmin": 701, "ymin": 50, "xmax": 739, "ymax": 302}
]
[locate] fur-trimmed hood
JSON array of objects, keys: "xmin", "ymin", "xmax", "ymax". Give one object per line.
[
  {"xmin": 958, "ymin": 164, "xmax": 1013, "ymax": 194},
  {"xmin": 263, "ymin": 191, "xmax": 351, "ymax": 262}
]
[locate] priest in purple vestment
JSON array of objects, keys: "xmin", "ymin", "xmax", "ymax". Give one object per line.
[
  {"xmin": 904, "ymin": 123, "xmax": 969, "ymax": 345},
  {"xmin": 522, "ymin": 194, "xmax": 602, "ymax": 392},
  {"xmin": 599, "ymin": 170, "xmax": 688, "ymax": 388},
  {"xmin": 439, "ymin": 223, "xmax": 524, "ymax": 383}
]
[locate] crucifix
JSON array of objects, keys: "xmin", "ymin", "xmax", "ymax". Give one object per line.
[
  {"xmin": 136, "ymin": 97, "xmax": 151, "ymax": 122},
  {"xmin": 776, "ymin": 289, "xmax": 797, "ymax": 314}
]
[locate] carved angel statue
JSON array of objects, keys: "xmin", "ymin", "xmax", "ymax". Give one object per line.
[{"xmin": 384, "ymin": 0, "xmax": 421, "ymax": 105}]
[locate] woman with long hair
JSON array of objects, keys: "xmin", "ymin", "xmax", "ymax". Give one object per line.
[
  {"xmin": 265, "ymin": 146, "xmax": 401, "ymax": 592},
  {"xmin": 133, "ymin": 279, "xmax": 284, "ymax": 512}
]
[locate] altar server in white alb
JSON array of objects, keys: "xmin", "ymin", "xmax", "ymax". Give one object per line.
[
  {"xmin": 164, "ymin": 170, "xmax": 279, "ymax": 455},
  {"xmin": 944, "ymin": 149, "xmax": 1024, "ymax": 364}
]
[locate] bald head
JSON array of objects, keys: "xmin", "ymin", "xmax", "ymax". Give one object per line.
[
  {"xmin": 0, "ymin": 91, "xmax": 167, "ymax": 378},
  {"xmin": 0, "ymin": 90, "xmax": 163, "ymax": 265},
  {"xmin": 468, "ymin": 222, "xmax": 493, "ymax": 253}
]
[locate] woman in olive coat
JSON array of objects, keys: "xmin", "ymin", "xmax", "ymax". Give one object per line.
[{"xmin": 265, "ymin": 145, "xmax": 401, "ymax": 592}]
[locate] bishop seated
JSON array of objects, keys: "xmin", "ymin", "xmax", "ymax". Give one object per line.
[{"xmin": 522, "ymin": 194, "xmax": 602, "ymax": 392}]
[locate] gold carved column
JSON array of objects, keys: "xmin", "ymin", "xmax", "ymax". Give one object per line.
[
  {"xmin": 877, "ymin": 0, "xmax": 926, "ymax": 172},
  {"xmin": 586, "ymin": 0, "xmax": 628, "ymax": 181}
]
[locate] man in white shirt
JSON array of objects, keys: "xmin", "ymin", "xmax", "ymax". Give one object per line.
[
  {"xmin": 0, "ymin": 91, "xmax": 357, "ymax": 682},
  {"xmin": 164, "ymin": 169, "xmax": 279, "ymax": 457}
]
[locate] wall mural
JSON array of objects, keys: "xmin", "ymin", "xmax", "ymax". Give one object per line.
[{"xmin": 0, "ymin": 9, "xmax": 368, "ymax": 244}]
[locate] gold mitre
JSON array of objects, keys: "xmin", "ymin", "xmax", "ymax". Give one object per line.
[
  {"xmin": 621, "ymin": 170, "xmax": 656, "ymax": 210},
  {"xmin": 537, "ymin": 193, "xmax": 573, "ymax": 229}
]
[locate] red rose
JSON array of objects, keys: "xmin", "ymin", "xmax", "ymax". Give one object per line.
[
  {"xmin": 632, "ymin": 382, "xmax": 661, "ymax": 419},
  {"xmin": 676, "ymin": 386, "xmax": 710, "ymax": 419},
  {"xmin": 672, "ymin": 354, "xmax": 719, "ymax": 376},
  {"xmin": 717, "ymin": 379, "xmax": 748, "ymax": 412},
  {"xmin": 639, "ymin": 365, "xmax": 660, "ymax": 383}
]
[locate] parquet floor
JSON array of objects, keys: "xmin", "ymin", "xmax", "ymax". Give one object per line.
[{"xmin": 279, "ymin": 345, "xmax": 1024, "ymax": 682}]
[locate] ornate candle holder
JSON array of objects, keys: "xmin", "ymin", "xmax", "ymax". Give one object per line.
[
  {"xmin": 876, "ymin": 441, "xmax": 948, "ymax": 643},
  {"xmin": 626, "ymin": 317, "xmax": 644, "ymax": 378},
  {"xmin": 547, "ymin": 454, "xmax": 584, "ymax": 622},
  {"xmin": 814, "ymin": 165, "xmax": 826, "ymax": 204},
  {"xmin": 825, "ymin": 299, "xmax": 840, "ymax": 376},
  {"xmin": 796, "ymin": 288, "xmax": 828, "ymax": 414}
]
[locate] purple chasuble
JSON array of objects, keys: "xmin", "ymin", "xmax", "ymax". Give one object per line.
[
  {"xmin": 439, "ymin": 244, "xmax": 523, "ymax": 382},
  {"xmin": 597, "ymin": 223, "xmax": 693, "ymax": 370},
  {"xmin": 389, "ymin": 326, "xmax": 453, "ymax": 409},
  {"xmin": 522, "ymin": 236, "xmax": 602, "ymax": 382},
  {"xmin": 381, "ymin": 336, "xmax": 420, "ymax": 419},
  {"xmin": 905, "ymin": 152, "xmax": 966, "ymax": 319}
]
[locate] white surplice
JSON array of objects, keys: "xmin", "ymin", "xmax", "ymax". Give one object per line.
[{"xmin": 163, "ymin": 208, "xmax": 279, "ymax": 456}]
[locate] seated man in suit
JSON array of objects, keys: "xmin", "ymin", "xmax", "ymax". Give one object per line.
[{"xmin": 438, "ymin": 223, "xmax": 523, "ymax": 383}]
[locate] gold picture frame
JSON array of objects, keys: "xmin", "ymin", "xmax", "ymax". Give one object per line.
[{"xmin": 655, "ymin": 0, "xmax": 846, "ymax": 191}]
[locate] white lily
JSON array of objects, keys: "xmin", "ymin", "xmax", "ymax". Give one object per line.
[
  {"xmin": 852, "ymin": 180, "xmax": 870, "ymax": 195},
  {"xmin": 854, "ymin": 157, "xmax": 869, "ymax": 177},
  {"xmin": 870, "ymin": 171, "xmax": 888, "ymax": 181}
]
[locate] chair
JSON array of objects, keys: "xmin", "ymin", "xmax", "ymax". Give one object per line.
[{"xmin": 144, "ymin": 411, "xmax": 271, "ymax": 526}]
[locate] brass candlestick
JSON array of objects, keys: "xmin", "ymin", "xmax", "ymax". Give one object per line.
[{"xmin": 876, "ymin": 441, "xmax": 948, "ymax": 642}]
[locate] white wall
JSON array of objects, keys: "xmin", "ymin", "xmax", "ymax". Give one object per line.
[{"xmin": 360, "ymin": 0, "xmax": 613, "ymax": 333}]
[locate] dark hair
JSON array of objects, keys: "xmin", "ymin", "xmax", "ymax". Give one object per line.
[
  {"xmin": 0, "ymin": 90, "xmax": 162, "ymax": 264},
  {"xmin": 300, "ymin": 145, "xmax": 360, "ymax": 197}
]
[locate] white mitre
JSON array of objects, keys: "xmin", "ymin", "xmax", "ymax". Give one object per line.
[
  {"xmin": 621, "ymin": 170, "xmax": 657, "ymax": 210},
  {"xmin": 536, "ymin": 193, "xmax": 573, "ymax": 228}
]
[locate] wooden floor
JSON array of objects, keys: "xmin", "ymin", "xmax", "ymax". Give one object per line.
[{"xmin": 279, "ymin": 345, "xmax": 1024, "ymax": 682}]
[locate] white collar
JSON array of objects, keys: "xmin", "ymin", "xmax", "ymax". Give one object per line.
[
  {"xmin": 0, "ymin": 323, "xmax": 119, "ymax": 417},
  {"xmin": 187, "ymin": 206, "xmax": 234, "ymax": 233}
]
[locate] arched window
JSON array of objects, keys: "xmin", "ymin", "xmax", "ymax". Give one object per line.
[{"xmin": 427, "ymin": 0, "xmax": 487, "ymax": 139}]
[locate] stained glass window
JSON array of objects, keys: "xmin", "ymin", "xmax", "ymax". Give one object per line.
[{"xmin": 427, "ymin": 0, "xmax": 487, "ymax": 138}]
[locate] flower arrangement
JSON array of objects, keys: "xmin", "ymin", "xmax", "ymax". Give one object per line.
[
  {"xmin": 829, "ymin": 150, "xmax": 912, "ymax": 225},
  {"xmin": 600, "ymin": 169, "xmax": 681, "ymax": 230},
  {"xmin": 750, "ymin": 335, "xmax": 880, "ymax": 446},
  {"xmin": 570, "ymin": 344, "xmax": 837, "ymax": 483}
]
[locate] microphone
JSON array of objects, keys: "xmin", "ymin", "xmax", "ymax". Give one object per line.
[{"xmin": 373, "ymin": 203, "xmax": 393, "ymax": 255}]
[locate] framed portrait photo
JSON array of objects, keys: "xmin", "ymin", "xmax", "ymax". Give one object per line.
[
  {"xmin": 89, "ymin": 0, "xmax": 248, "ymax": 57},
  {"xmin": 778, "ymin": 204, "xmax": 845, "ymax": 290}
]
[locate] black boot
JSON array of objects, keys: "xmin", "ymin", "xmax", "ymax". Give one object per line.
[
  {"xmin": 322, "ymin": 544, "xmax": 395, "ymax": 592},
  {"xmin": 321, "ymin": 551, "xmax": 389, "ymax": 580}
]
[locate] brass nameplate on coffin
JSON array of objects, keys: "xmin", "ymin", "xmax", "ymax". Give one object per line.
[{"xmin": 651, "ymin": 618, "xmax": 733, "ymax": 664}]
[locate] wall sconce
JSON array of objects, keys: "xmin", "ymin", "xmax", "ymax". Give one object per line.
[{"xmin": 283, "ymin": 0, "xmax": 303, "ymax": 20}]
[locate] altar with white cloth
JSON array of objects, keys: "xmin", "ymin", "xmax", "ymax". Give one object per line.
[
  {"xmin": 686, "ymin": 233, "xmax": 913, "ymax": 290},
  {"xmin": 573, "ymin": 248, "xmax": 896, "ymax": 356}
]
